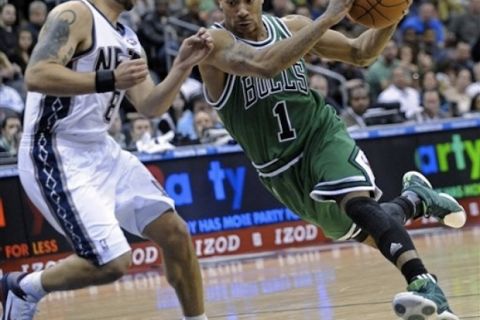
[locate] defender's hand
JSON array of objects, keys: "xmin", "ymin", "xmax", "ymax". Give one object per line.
[
  {"xmin": 174, "ymin": 28, "xmax": 214, "ymax": 70},
  {"xmin": 114, "ymin": 59, "xmax": 149, "ymax": 90}
]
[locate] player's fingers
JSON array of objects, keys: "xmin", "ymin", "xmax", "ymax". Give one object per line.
[
  {"xmin": 196, "ymin": 27, "xmax": 206, "ymax": 35},
  {"xmin": 132, "ymin": 68, "xmax": 148, "ymax": 80}
]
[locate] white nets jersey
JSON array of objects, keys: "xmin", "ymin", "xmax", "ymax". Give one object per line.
[
  {"xmin": 18, "ymin": 1, "xmax": 174, "ymax": 266},
  {"xmin": 22, "ymin": 0, "xmax": 142, "ymax": 142}
]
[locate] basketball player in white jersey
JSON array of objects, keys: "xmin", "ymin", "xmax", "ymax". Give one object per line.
[{"xmin": 0, "ymin": 0, "xmax": 212, "ymax": 319}]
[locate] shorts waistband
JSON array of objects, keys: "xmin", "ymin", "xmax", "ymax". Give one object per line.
[{"xmin": 252, "ymin": 151, "xmax": 304, "ymax": 178}]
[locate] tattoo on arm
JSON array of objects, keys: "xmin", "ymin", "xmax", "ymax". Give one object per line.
[
  {"xmin": 224, "ymin": 42, "xmax": 255, "ymax": 66},
  {"xmin": 29, "ymin": 9, "xmax": 77, "ymax": 66}
]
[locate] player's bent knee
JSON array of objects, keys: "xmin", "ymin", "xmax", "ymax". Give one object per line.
[
  {"xmin": 164, "ymin": 222, "xmax": 191, "ymax": 252},
  {"xmin": 98, "ymin": 252, "xmax": 131, "ymax": 282}
]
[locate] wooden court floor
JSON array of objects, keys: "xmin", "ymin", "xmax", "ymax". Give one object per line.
[{"xmin": 7, "ymin": 227, "xmax": 480, "ymax": 319}]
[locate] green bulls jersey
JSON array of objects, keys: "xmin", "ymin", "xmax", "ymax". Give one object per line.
[{"xmin": 205, "ymin": 15, "xmax": 340, "ymax": 174}]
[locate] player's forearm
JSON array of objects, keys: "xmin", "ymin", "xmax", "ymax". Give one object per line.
[
  {"xmin": 137, "ymin": 63, "xmax": 192, "ymax": 117},
  {"xmin": 26, "ymin": 63, "xmax": 96, "ymax": 96},
  {"xmin": 353, "ymin": 23, "xmax": 398, "ymax": 65},
  {"xmin": 255, "ymin": 15, "xmax": 339, "ymax": 77}
]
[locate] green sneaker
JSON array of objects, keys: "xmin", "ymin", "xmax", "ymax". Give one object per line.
[
  {"xmin": 393, "ymin": 274, "xmax": 459, "ymax": 320},
  {"xmin": 402, "ymin": 171, "xmax": 466, "ymax": 228}
]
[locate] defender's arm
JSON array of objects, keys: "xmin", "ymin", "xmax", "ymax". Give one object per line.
[
  {"xmin": 127, "ymin": 29, "xmax": 213, "ymax": 117},
  {"xmin": 25, "ymin": 2, "xmax": 96, "ymax": 95},
  {"xmin": 26, "ymin": 2, "xmax": 148, "ymax": 97}
]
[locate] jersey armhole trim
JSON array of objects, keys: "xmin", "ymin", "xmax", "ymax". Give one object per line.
[{"xmin": 203, "ymin": 73, "xmax": 236, "ymax": 111}]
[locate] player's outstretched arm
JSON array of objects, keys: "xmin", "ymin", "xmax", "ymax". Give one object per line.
[
  {"xmin": 200, "ymin": 0, "xmax": 354, "ymax": 78},
  {"xmin": 127, "ymin": 28, "xmax": 213, "ymax": 117},
  {"xmin": 25, "ymin": 2, "xmax": 148, "ymax": 96},
  {"xmin": 289, "ymin": 0, "xmax": 411, "ymax": 66}
]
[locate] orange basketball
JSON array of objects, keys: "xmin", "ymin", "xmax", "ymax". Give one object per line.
[{"xmin": 348, "ymin": 0, "xmax": 410, "ymax": 29}]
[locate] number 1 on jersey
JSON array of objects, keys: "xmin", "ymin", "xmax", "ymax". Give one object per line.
[{"xmin": 273, "ymin": 101, "xmax": 296, "ymax": 142}]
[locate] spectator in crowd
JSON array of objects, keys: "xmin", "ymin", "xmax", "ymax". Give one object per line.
[
  {"xmin": 466, "ymin": 93, "xmax": 480, "ymax": 116},
  {"xmin": 128, "ymin": 115, "xmax": 155, "ymax": 151},
  {"xmin": 9, "ymin": 27, "xmax": 34, "ymax": 74},
  {"xmin": 0, "ymin": 53, "xmax": 24, "ymax": 114},
  {"xmin": 366, "ymin": 40, "xmax": 400, "ymax": 100},
  {"xmin": 137, "ymin": 0, "xmax": 178, "ymax": 79},
  {"xmin": 194, "ymin": 110, "xmax": 215, "ymax": 143},
  {"xmin": 205, "ymin": 7, "xmax": 224, "ymax": 26},
  {"xmin": 177, "ymin": 93, "xmax": 216, "ymax": 141},
  {"xmin": 295, "ymin": 4, "xmax": 311, "ymax": 18},
  {"xmin": 309, "ymin": 73, "xmax": 342, "ymax": 113},
  {"xmin": 108, "ymin": 113, "xmax": 127, "ymax": 149},
  {"xmin": 331, "ymin": 61, "xmax": 365, "ymax": 81},
  {"xmin": 178, "ymin": 0, "xmax": 206, "ymax": 37},
  {"xmin": 24, "ymin": 1, "xmax": 47, "ymax": 42},
  {"xmin": 421, "ymin": 70, "xmax": 439, "ymax": 91},
  {"xmin": 400, "ymin": 2, "xmax": 445, "ymax": 47},
  {"xmin": 416, "ymin": 51, "xmax": 435, "ymax": 74},
  {"xmin": 398, "ymin": 44, "xmax": 419, "ymax": 88},
  {"xmin": 341, "ymin": 84, "xmax": 370, "ymax": 130},
  {"xmin": 0, "ymin": 51, "xmax": 24, "ymax": 101},
  {"xmin": 377, "ymin": 66, "xmax": 422, "ymax": 119},
  {"xmin": 401, "ymin": 26, "xmax": 418, "ymax": 50},
  {"xmin": 310, "ymin": 0, "xmax": 328, "ymax": 19},
  {"xmin": 466, "ymin": 62, "xmax": 480, "ymax": 97},
  {"xmin": 0, "ymin": 112, "xmax": 22, "ymax": 157},
  {"xmin": 415, "ymin": 90, "xmax": 450, "ymax": 122},
  {"xmin": 420, "ymin": 70, "xmax": 451, "ymax": 114},
  {"xmin": 435, "ymin": 0, "xmax": 464, "ymax": 23},
  {"xmin": 450, "ymin": 41, "xmax": 474, "ymax": 71},
  {"xmin": 473, "ymin": 34, "xmax": 480, "ymax": 62},
  {"xmin": 270, "ymin": 0, "xmax": 295, "ymax": 17},
  {"xmin": 444, "ymin": 67, "xmax": 473, "ymax": 115},
  {"xmin": 419, "ymin": 27, "xmax": 445, "ymax": 62},
  {"xmin": 448, "ymin": 0, "xmax": 480, "ymax": 46},
  {"xmin": 195, "ymin": 109, "xmax": 232, "ymax": 145},
  {"xmin": 0, "ymin": 3, "xmax": 18, "ymax": 57},
  {"xmin": 155, "ymin": 92, "xmax": 186, "ymax": 137}
]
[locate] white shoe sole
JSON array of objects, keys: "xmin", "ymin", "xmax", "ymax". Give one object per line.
[
  {"xmin": 403, "ymin": 171, "xmax": 466, "ymax": 229},
  {"xmin": 438, "ymin": 193, "xmax": 467, "ymax": 228},
  {"xmin": 393, "ymin": 292, "xmax": 459, "ymax": 320}
]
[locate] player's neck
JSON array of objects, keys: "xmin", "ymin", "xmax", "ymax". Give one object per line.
[
  {"xmin": 234, "ymin": 25, "xmax": 268, "ymax": 42},
  {"xmin": 89, "ymin": 0, "xmax": 122, "ymax": 24}
]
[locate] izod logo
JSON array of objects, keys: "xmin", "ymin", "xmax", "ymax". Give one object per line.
[{"xmin": 0, "ymin": 198, "xmax": 5, "ymax": 228}]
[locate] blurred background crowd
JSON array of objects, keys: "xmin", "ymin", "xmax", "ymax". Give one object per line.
[{"xmin": 0, "ymin": 0, "xmax": 479, "ymax": 158}]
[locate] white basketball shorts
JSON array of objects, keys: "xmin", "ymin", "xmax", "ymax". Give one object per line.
[{"xmin": 18, "ymin": 135, "xmax": 175, "ymax": 266}]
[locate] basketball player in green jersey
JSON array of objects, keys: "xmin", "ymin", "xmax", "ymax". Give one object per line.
[{"xmin": 198, "ymin": 0, "xmax": 466, "ymax": 319}]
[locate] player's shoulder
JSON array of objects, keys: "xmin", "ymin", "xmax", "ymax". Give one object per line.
[
  {"xmin": 281, "ymin": 14, "xmax": 312, "ymax": 33},
  {"xmin": 206, "ymin": 26, "xmax": 236, "ymax": 47},
  {"xmin": 47, "ymin": 0, "xmax": 92, "ymax": 24}
]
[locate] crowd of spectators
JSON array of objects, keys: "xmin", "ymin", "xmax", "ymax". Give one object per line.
[{"xmin": 1, "ymin": 0, "xmax": 480, "ymax": 158}]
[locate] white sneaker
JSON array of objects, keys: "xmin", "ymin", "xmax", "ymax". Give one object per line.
[{"xmin": 1, "ymin": 273, "xmax": 38, "ymax": 320}]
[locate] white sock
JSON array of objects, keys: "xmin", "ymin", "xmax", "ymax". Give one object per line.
[
  {"xmin": 183, "ymin": 314, "xmax": 208, "ymax": 320},
  {"xmin": 19, "ymin": 271, "xmax": 47, "ymax": 302}
]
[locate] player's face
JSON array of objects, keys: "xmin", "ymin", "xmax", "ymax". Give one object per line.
[{"xmin": 219, "ymin": 0, "xmax": 264, "ymax": 39}]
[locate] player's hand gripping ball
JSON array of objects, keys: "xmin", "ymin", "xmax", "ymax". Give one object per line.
[{"xmin": 348, "ymin": 0, "xmax": 411, "ymax": 28}]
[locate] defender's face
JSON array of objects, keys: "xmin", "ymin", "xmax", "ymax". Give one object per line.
[{"xmin": 219, "ymin": 0, "xmax": 264, "ymax": 38}]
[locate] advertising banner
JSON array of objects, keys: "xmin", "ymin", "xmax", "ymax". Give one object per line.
[{"xmin": 1, "ymin": 123, "xmax": 479, "ymax": 273}]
